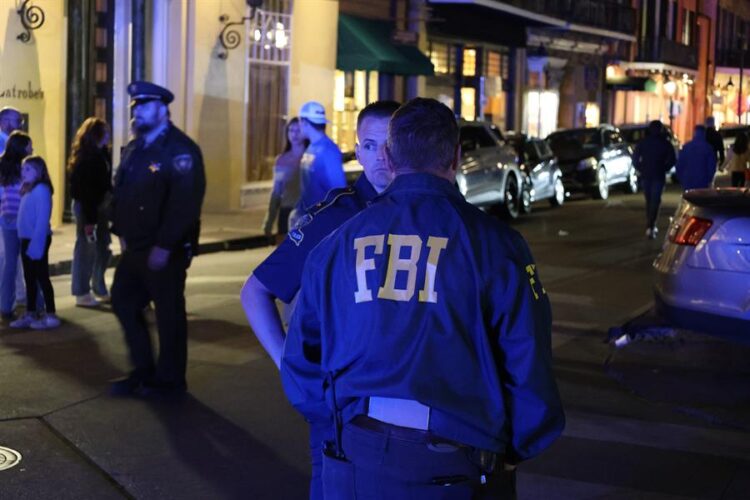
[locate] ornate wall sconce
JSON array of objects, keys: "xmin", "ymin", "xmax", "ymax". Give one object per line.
[
  {"xmin": 16, "ymin": 0, "xmax": 45, "ymax": 43},
  {"xmin": 217, "ymin": 0, "xmax": 263, "ymax": 60}
]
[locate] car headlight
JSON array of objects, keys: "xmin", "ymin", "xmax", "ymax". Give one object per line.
[{"xmin": 576, "ymin": 157, "xmax": 597, "ymax": 171}]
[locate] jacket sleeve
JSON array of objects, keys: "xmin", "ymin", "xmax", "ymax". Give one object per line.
[
  {"xmin": 280, "ymin": 245, "xmax": 328, "ymax": 420},
  {"xmin": 27, "ymin": 186, "xmax": 51, "ymax": 260},
  {"xmin": 664, "ymin": 143, "xmax": 676, "ymax": 174},
  {"xmin": 155, "ymin": 146, "xmax": 205, "ymax": 250},
  {"xmin": 487, "ymin": 233, "xmax": 565, "ymax": 463}
]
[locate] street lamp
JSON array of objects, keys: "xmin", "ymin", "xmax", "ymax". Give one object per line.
[{"xmin": 664, "ymin": 78, "xmax": 677, "ymax": 131}]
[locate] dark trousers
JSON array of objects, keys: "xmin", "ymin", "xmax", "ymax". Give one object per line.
[
  {"xmin": 731, "ymin": 172, "xmax": 746, "ymax": 187},
  {"xmin": 111, "ymin": 248, "xmax": 188, "ymax": 384},
  {"xmin": 321, "ymin": 422, "xmax": 516, "ymax": 500},
  {"xmin": 20, "ymin": 237, "xmax": 55, "ymax": 314},
  {"xmin": 642, "ymin": 179, "xmax": 665, "ymax": 229}
]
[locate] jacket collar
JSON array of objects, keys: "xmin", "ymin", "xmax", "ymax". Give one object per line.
[
  {"xmin": 384, "ymin": 172, "xmax": 462, "ymax": 200},
  {"xmin": 353, "ymin": 173, "xmax": 378, "ymax": 201}
]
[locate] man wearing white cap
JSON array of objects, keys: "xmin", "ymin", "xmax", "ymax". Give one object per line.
[{"xmin": 295, "ymin": 101, "xmax": 345, "ymax": 216}]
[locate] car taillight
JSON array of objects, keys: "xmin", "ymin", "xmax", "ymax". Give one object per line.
[{"xmin": 670, "ymin": 216, "xmax": 713, "ymax": 246}]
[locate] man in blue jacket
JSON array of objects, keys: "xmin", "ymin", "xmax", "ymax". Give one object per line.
[
  {"xmin": 632, "ymin": 120, "xmax": 676, "ymax": 239},
  {"xmin": 281, "ymin": 98, "xmax": 565, "ymax": 499},
  {"xmin": 676, "ymin": 125, "xmax": 717, "ymax": 191}
]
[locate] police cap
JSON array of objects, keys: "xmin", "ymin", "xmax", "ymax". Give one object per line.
[{"xmin": 128, "ymin": 81, "xmax": 174, "ymax": 106}]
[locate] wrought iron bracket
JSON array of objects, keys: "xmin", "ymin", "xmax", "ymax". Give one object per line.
[
  {"xmin": 16, "ymin": 0, "xmax": 45, "ymax": 43},
  {"xmin": 217, "ymin": 13, "xmax": 252, "ymax": 60}
]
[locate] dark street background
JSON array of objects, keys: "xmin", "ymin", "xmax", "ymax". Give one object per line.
[{"xmin": 1, "ymin": 182, "xmax": 749, "ymax": 499}]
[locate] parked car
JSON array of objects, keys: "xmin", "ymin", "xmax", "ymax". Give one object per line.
[
  {"xmin": 547, "ymin": 125, "xmax": 637, "ymax": 200},
  {"xmin": 505, "ymin": 132, "xmax": 565, "ymax": 207},
  {"xmin": 456, "ymin": 120, "xmax": 527, "ymax": 218},
  {"xmin": 618, "ymin": 122, "xmax": 680, "ymax": 183},
  {"xmin": 653, "ymin": 188, "xmax": 750, "ymax": 337}
]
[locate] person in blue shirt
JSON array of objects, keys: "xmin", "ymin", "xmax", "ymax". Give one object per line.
[
  {"xmin": 241, "ymin": 100, "xmax": 400, "ymax": 500},
  {"xmin": 676, "ymin": 125, "xmax": 717, "ymax": 191},
  {"xmin": 281, "ymin": 98, "xmax": 565, "ymax": 499},
  {"xmin": 294, "ymin": 101, "xmax": 345, "ymax": 217}
]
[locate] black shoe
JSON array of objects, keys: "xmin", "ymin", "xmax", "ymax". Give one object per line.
[
  {"xmin": 109, "ymin": 375, "xmax": 146, "ymax": 396},
  {"xmin": 139, "ymin": 380, "xmax": 187, "ymax": 398}
]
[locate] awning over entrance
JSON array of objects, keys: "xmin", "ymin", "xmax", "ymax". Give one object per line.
[
  {"xmin": 337, "ymin": 15, "xmax": 434, "ymax": 76},
  {"xmin": 606, "ymin": 76, "xmax": 658, "ymax": 92}
]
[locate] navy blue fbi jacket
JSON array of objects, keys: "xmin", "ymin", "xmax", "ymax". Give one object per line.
[
  {"xmin": 253, "ymin": 174, "xmax": 378, "ymax": 304},
  {"xmin": 281, "ymin": 173, "xmax": 565, "ymax": 462},
  {"xmin": 112, "ymin": 123, "xmax": 206, "ymax": 252}
]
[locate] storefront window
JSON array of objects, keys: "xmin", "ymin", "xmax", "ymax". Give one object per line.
[
  {"xmin": 461, "ymin": 87, "xmax": 476, "ymax": 121},
  {"xmin": 333, "ymin": 70, "xmax": 379, "ymax": 153},
  {"xmin": 430, "ymin": 42, "xmax": 453, "ymax": 75},
  {"xmin": 463, "ymin": 48, "xmax": 477, "ymax": 77},
  {"xmin": 525, "ymin": 91, "xmax": 559, "ymax": 138}
]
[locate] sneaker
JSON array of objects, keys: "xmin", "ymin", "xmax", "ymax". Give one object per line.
[
  {"xmin": 94, "ymin": 293, "xmax": 111, "ymax": 304},
  {"xmin": 30, "ymin": 314, "xmax": 61, "ymax": 330},
  {"xmin": 649, "ymin": 227, "xmax": 659, "ymax": 240},
  {"xmin": 140, "ymin": 379, "xmax": 188, "ymax": 398},
  {"xmin": 10, "ymin": 313, "xmax": 36, "ymax": 329},
  {"xmin": 110, "ymin": 374, "xmax": 148, "ymax": 397},
  {"xmin": 76, "ymin": 293, "xmax": 101, "ymax": 308}
]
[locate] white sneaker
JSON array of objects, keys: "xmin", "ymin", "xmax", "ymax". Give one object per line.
[
  {"xmin": 30, "ymin": 314, "xmax": 61, "ymax": 330},
  {"xmin": 75, "ymin": 293, "xmax": 101, "ymax": 308},
  {"xmin": 94, "ymin": 293, "xmax": 111, "ymax": 304},
  {"xmin": 10, "ymin": 313, "xmax": 36, "ymax": 329}
]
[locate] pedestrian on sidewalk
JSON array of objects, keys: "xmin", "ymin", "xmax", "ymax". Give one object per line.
[
  {"xmin": 242, "ymin": 100, "xmax": 400, "ymax": 500},
  {"xmin": 632, "ymin": 120, "xmax": 676, "ymax": 239},
  {"xmin": 721, "ymin": 131, "xmax": 750, "ymax": 187},
  {"xmin": 261, "ymin": 117, "xmax": 306, "ymax": 244},
  {"xmin": 705, "ymin": 116, "xmax": 726, "ymax": 167},
  {"xmin": 0, "ymin": 106, "xmax": 23, "ymax": 154},
  {"xmin": 67, "ymin": 117, "xmax": 113, "ymax": 307},
  {"xmin": 676, "ymin": 125, "xmax": 717, "ymax": 190},
  {"xmin": 0, "ymin": 132, "xmax": 32, "ymax": 320},
  {"xmin": 109, "ymin": 81, "xmax": 206, "ymax": 397},
  {"xmin": 281, "ymin": 98, "xmax": 565, "ymax": 499},
  {"xmin": 291, "ymin": 101, "xmax": 345, "ymax": 226},
  {"xmin": 11, "ymin": 156, "xmax": 60, "ymax": 330}
]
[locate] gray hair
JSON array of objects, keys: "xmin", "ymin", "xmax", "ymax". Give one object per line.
[{"xmin": 386, "ymin": 98, "xmax": 458, "ymax": 173}]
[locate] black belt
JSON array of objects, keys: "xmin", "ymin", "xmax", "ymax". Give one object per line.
[{"xmin": 350, "ymin": 415, "xmax": 502, "ymax": 473}]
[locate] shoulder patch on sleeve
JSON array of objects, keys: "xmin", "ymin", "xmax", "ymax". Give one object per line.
[
  {"xmin": 288, "ymin": 212, "xmax": 314, "ymax": 247},
  {"xmin": 173, "ymin": 154, "xmax": 193, "ymax": 174}
]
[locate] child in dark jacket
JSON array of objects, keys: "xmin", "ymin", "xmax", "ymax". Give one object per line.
[{"xmin": 10, "ymin": 156, "xmax": 59, "ymax": 329}]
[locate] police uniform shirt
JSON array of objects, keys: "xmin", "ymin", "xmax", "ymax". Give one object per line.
[
  {"xmin": 253, "ymin": 174, "xmax": 378, "ymax": 304},
  {"xmin": 112, "ymin": 123, "xmax": 206, "ymax": 251},
  {"xmin": 281, "ymin": 173, "xmax": 565, "ymax": 462}
]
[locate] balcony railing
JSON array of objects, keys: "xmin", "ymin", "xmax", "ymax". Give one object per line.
[
  {"xmin": 716, "ymin": 49, "xmax": 750, "ymax": 69},
  {"xmin": 498, "ymin": 0, "xmax": 636, "ymax": 36},
  {"xmin": 637, "ymin": 38, "xmax": 698, "ymax": 69}
]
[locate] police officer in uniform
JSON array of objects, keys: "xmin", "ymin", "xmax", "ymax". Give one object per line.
[
  {"xmin": 241, "ymin": 100, "xmax": 400, "ymax": 499},
  {"xmin": 281, "ymin": 98, "xmax": 565, "ymax": 499},
  {"xmin": 110, "ymin": 82, "xmax": 206, "ymax": 396}
]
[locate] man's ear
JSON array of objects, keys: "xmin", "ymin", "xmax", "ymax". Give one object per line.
[{"xmin": 354, "ymin": 142, "xmax": 361, "ymax": 163}]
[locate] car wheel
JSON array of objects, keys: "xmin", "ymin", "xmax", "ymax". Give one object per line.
[
  {"xmin": 550, "ymin": 176, "xmax": 565, "ymax": 207},
  {"xmin": 625, "ymin": 167, "xmax": 639, "ymax": 194},
  {"xmin": 500, "ymin": 175, "xmax": 521, "ymax": 219},
  {"xmin": 521, "ymin": 181, "xmax": 532, "ymax": 214},
  {"xmin": 593, "ymin": 166, "xmax": 609, "ymax": 200}
]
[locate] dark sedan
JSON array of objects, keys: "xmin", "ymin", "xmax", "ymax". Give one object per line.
[{"xmin": 547, "ymin": 125, "xmax": 638, "ymax": 200}]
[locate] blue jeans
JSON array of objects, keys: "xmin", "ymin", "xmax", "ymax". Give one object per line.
[
  {"xmin": 0, "ymin": 227, "xmax": 23, "ymax": 314},
  {"xmin": 71, "ymin": 201, "xmax": 112, "ymax": 296}
]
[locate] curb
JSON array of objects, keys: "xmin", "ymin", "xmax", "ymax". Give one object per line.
[{"xmin": 49, "ymin": 234, "xmax": 271, "ymax": 277}]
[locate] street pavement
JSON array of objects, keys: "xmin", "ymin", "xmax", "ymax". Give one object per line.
[{"xmin": 1, "ymin": 178, "xmax": 749, "ymax": 499}]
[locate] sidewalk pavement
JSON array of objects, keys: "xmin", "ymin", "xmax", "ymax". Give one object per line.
[{"xmin": 49, "ymin": 207, "xmax": 272, "ymax": 276}]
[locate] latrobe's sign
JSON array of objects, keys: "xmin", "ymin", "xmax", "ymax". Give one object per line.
[{"xmin": 0, "ymin": 81, "xmax": 44, "ymax": 100}]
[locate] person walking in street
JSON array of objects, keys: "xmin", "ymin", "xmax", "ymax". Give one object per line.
[
  {"xmin": 0, "ymin": 107, "xmax": 23, "ymax": 154},
  {"xmin": 11, "ymin": 156, "xmax": 59, "ymax": 330},
  {"xmin": 0, "ymin": 132, "xmax": 32, "ymax": 321},
  {"xmin": 292, "ymin": 101, "xmax": 345, "ymax": 223},
  {"xmin": 109, "ymin": 81, "xmax": 205, "ymax": 397},
  {"xmin": 632, "ymin": 120, "xmax": 677, "ymax": 239},
  {"xmin": 241, "ymin": 100, "xmax": 399, "ymax": 500},
  {"xmin": 705, "ymin": 116, "xmax": 725, "ymax": 167},
  {"xmin": 676, "ymin": 125, "xmax": 717, "ymax": 191},
  {"xmin": 261, "ymin": 117, "xmax": 306, "ymax": 244},
  {"xmin": 281, "ymin": 98, "xmax": 565, "ymax": 499},
  {"xmin": 68, "ymin": 117, "xmax": 113, "ymax": 307},
  {"xmin": 721, "ymin": 131, "xmax": 750, "ymax": 187}
]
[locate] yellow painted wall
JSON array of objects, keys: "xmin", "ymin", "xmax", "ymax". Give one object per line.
[
  {"xmin": 185, "ymin": 0, "xmax": 247, "ymax": 211},
  {"xmin": 289, "ymin": 0, "xmax": 338, "ymax": 132},
  {"xmin": 0, "ymin": 1, "xmax": 67, "ymax": 226}
]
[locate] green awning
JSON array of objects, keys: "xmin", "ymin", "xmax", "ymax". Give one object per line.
[{"xmin": 337, "ymin": 15, "xmax": 434, "ymax": 76}]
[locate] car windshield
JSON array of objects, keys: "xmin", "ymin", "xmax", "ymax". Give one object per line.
[{"xmin": 548, "ymin": 129, "xmax": 600, "ymax": 161}]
